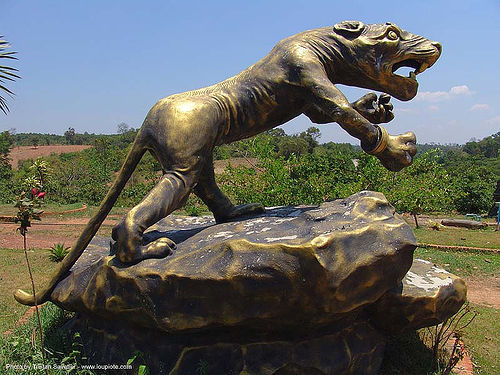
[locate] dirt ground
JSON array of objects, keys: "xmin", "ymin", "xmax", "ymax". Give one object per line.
[
  {"xmin": 0, "ymin": 216, "xmax": 119, "ymax": 249},
  {"xmin": 8, "ymin": 145, "xmax": 91, "ymax": 169},
  {"xmin": 463, "ymin": 276, "xmax": 500, "ymax": 309},
  {"xmin": 213, "ymin": 157, "xmax": 259, "ymax": 174},
  {"xmin": 9, "ymin": 147, "xmax": 256, "ymax": 173}
]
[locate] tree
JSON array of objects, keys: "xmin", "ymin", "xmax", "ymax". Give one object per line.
[
  {"xmin": 0, "ymin": 130, "xmax": 12, "ymax": 156},
  {"xmin": 64, "ymin": 127, "xmax": 76, "ymax": 144},
  {"xmin": 299, "ymin": 126, "xmax": 321, "ymax": 153},
  {"xmin": 0, "ymin": 130, "xmax": 13, "ymax": 179},
  {"xmin": 266, "ymin": 128, "xmax": 286, "ymax": 138},
  {"xmin": 389, "ymin": 150, "xmax": 452, "ymax": 228},
  {"xmin": 448, "ymin": 159, "xmax": 495, "ymax": 214},
  {"xmin": 277, "ymin": 136, "xmax": 309, "ymax": 159},
  {"xmin": 93, "ymin": 136, "xmax": 112, "ymax": 166},
  {"xmin": 73, "ymin": 133, "xmax": 84, "ymax": 145},
  {"xmin": 31, "ymin": 135, "xmax": 39, "ymax": 149},
  {"xmin": 0, "ymin": 131, "xmax": 14, "ymax": 201},
  {"xmin": 117, "ymin": 122, "xmax": 132, "ymax": 134},
  {"xmin": 0, "ymin": 37, "xmax": 20, "ymax": 114},
  {"xmin": 463, "ymin": 132, "xmax": 500, "ymax": 158}
]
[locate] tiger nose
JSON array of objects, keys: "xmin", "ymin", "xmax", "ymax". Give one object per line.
[{"xmin": 432, "ymin": 42, "xmax": 442, "ymax": 55}]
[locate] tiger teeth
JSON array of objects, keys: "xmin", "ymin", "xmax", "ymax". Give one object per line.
[{"xmin": 415, "ymin": 62, "xmax": 429, "ymax": 75}]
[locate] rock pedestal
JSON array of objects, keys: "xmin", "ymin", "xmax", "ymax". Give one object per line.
[{"xmin": 51, "ymin": 191, "xmax": 467, "ymax": 375}]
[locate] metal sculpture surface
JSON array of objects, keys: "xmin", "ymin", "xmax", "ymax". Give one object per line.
[{"xmin": 15, "ymin": 21, "xmax": 441, "ymax": 305}]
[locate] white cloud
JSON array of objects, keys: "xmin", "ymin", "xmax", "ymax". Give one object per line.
[
  {"xmin": 416, "ymin": 85, "xmax": 474, "ymax": 102},
  {"xmin": 470, "ymin": 104, "xmax": 490, "ymax": 111},
  {"xmin": 428, "ymin": 105, "xmax": 439, "ymax": 111},
  {"xmin": 449, "ymin": 85, "xmax": 472, "ymax": 95},
  {"xmin": 416, "ymin": 91, "xmax": 449, "ymax": 102}
]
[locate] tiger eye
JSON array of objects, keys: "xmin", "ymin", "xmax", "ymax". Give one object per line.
[{"xmin": 388, "ymin": 31, "xmax": 398, "ymax": 40}]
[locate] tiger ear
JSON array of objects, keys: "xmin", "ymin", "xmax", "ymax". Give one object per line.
[{"xmin": 333, "ymin": 21, "xmax": 365, "ymax": 38}]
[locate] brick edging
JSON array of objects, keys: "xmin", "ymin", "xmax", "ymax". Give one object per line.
[
  {"xmin": 0, "ymin": 203, "xmax": 88, "ymax": 223},
  {"xmin": 446, "ymin": 337, "xmax": 474, "ymax": 375},
  {"xmin": 418, "ymin": 242, "xmax": 500, "ymax": 253}
]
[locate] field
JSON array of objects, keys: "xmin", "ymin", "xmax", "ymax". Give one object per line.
[{"xmin": 8, "ymin": 145, "xmax": 91, "ymax": 169}]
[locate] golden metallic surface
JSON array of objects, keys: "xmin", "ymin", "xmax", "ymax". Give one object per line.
[
  {"xmin": 15, "ymin": 21, "xmax": 441, "ymax": 306},
  {"xmin": 50, "ymin": 192, "xmax": 417, "ymax": 331},
  {"xmin": 371, "ymin": 259, "xmax": 467, "ymax": 334},
  {"xmin": 364, "ymin": 126, "xmax": 389, "ymax": 156}
]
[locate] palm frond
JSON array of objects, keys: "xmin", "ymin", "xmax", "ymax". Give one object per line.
[
  {"xmin": 0, "ymin": 36, "xmax": 19, "ymax": 114},
  {"xmin": 0, "ymin": 96, "xmax": 9, "ymax": 115},
  {"xmin": 0, "ymin": 64, "xmax": 20, "ymax": 70},
  {"xmin": 0, "ymin": 84, "xmax": 15, "ymax": 94},
  {"xmin": 0, "ymin": 73, "xmax": 19, "ymax": 82}
]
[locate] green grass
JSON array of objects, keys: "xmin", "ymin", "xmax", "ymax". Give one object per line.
[
  {"xmin": 0, "ymin": 203, "xmax": 83, "ymax": 216},
  {"xmin": 414, "ymin": 226, "xmax": 500, "ymax": 249},
  {"xmin": 411, "ymin": 225, "xmax": 499, "ymax": 374},
  {"xmin": 2, "ymin": 302, "xmax": 493, "ymax": 375},
  {"xmin": 462, "ymin": 305, "xmax": 499, "ymax": 375},
  {"xmin": 0, "ymin": 302, "xmax": 97, "ymax": 375},
  {"xmin": 415, "ymin": 247, "xmax": 499, "ymax": 277},
  {"xmin": 0, "ymin": 201, "xmax": 209, "ymax": 219},
  {"xmin": 0, "ymin": 248, "xmax": 58, "ymax": 333},
  {"xmin": 380, "ymin": 303, "xmax": 498, "ymax": 375},
  {"xmin": 412, "ymin": 223, "xmax": 499, "ymax": 278}
]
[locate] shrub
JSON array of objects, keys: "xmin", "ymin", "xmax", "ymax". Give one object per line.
[{"xmin": 48, "ymin": 243, "xmax": 70, "ymax": 262}]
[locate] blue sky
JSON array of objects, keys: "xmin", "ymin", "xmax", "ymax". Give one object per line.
[{"xmin": 0, "ymin": 0, "xmax": 499, "ymax": 144}]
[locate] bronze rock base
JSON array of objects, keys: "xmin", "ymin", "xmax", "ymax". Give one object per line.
[{"xmin": 51, "ymin": 192, "xmax": 466, "ymax": 374}]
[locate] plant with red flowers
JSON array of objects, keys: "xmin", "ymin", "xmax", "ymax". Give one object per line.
[
  {"xmin": 14, "ymin": 190, "xmax": 44, "ymax": 236},
  {"xmin": 15, "ymin": 159, "xmax": 50, "ymax": 237},
  {"xmin": 13, "ymin": 159, "xmax": 50, "ymax": 375}
]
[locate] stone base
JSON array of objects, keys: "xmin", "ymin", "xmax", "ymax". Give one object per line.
[
  {"xmin": 65, "ymin": 316, "xmax": 386, "ymax": 375},
  {"xmin": 51, "ymin": 192, "xmax": 416, "ymax": 332},
  {"xmin": 49, "ymin": 192, "xmax": 466, "ymax": 375},
  {"xmin": 61, "ymin": 256, "xmax": 466, "ymax": 374},
  {"xmin": 371, "ymin": 259, "xmax": 467, "ymax": 334}
]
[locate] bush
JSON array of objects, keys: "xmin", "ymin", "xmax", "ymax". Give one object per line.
[
  {"xmin": 448, "ymin": 161, "xmax": 495, "ymax": 214},
  {"xmin": 48, "ymin": 243, "xmax": 70, "ymax": 262},
  {"xmin": 219, "ymin": 138, "xmax": 361, "ymax": 207},
  {"xmin": 3, "ymin": 129, "xmax": 497, "ymax": 217}
]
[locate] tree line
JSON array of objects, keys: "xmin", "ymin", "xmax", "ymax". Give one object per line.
[{"xmin": 0, "ymin": 127, "xmax": 497, "ymax": 217}]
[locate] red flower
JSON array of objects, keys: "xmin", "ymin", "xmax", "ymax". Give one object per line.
[
  {"xmin": 37, "ymin": 192, "xmax": 46, "ymax": 199},
  {"xmin": 32, "ymin": 188, "xmax": 38, "ymax": 195}
]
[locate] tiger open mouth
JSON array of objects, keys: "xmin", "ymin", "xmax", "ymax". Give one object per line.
[{"xmin": 391, "ymin": 58, "xmax": 430, "ymax": 80}]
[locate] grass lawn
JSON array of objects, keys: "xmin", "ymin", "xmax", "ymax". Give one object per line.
[
  {"xmin": 463, "ymin": 304, "xmax": 499, "ymax": 375},
  {"xmin": 0, "ymin": 248, "xmax": 58, "ymax": 334},
  {"xmin": 413, "ymin": 225, "xmax": 499, "ymax": 374},
  {"xmin": 415, "ymin": 247, "xmax": 499, "ymax": 277},
  {"xmin": 414, "ymin": 226, "xmax": 500, "ymax": 250},
  {"xmin": 380, "ymin": 302, "xmax": 499, "ymax": 375},
  {"xmin": 411, "ymin": 247, "xmax": 499, "ymax": 374}
]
